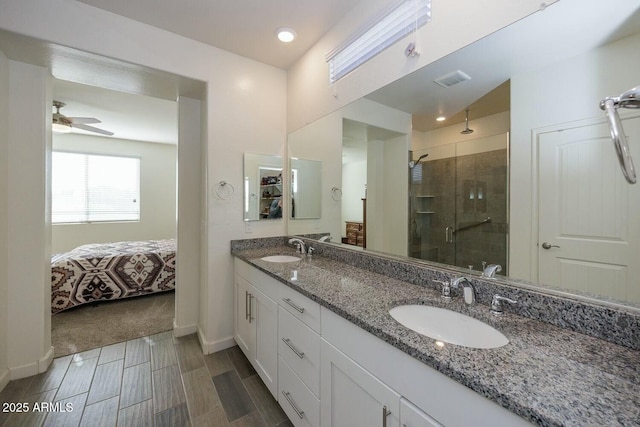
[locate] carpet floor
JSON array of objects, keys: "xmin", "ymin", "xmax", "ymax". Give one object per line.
[{"xmin": 51, "ymin": 291, "xmax": 175, "ymax": 358}]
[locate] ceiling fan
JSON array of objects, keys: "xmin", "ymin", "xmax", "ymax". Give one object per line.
[{"xmin": 52, "ymin": 100, "xmax": 114, "ymax": 136}]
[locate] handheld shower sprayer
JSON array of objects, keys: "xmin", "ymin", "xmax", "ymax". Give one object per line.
[
  {"xmin": 600, "ymin": 86, "xmax": 639, "ymax": 184},
  {"xmin": 409, "ymin": 153, "xmax": 429, "ymax": 169}
]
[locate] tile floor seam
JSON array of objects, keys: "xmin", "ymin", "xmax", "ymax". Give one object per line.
[{"xmin": 1, "ymin": 336, "xmax": 292, "ymax": 427}]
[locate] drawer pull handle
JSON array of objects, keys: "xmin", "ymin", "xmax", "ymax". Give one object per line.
[
  {"xmin": 282, "ymin": 298, "xmax": 305, "ymax": 313},
  {"xmin": 282, "ymin": 390, "xmax": 304, "ymax": 419},
  {"xmin": 382, "ymin": 405, "xmax": 391, "ymax": 427},
  {"xmin": 245, "ymin": 291, "xmax": 250, "ymax": 320},
  {"xmin": 249, "ymin": 294, "xmax": 255, "ymax": 323},
  {"xmin": 282, "ymin": 338, "xmax": 305, "ymax": 358}
]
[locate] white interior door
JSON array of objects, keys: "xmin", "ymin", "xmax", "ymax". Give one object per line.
[{"xmin": 538, "ymin": 116, "xmax": 640, "ymax": 302}]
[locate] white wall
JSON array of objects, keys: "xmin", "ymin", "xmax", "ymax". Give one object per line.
[
  {"xmin": 176, "ymin": 96, "xmax": 202, "ymax": 337},
  {"xmin": 412, "ymin": 111, "xmax": 510, "ymax": 157},
  {"xmin": 0, "ymin": 49, "xmax": 9, "ymax": 390},
  {"xmin": 0, "ymin": 0, "xmax": 287, "ymax": 368},
  {"xmin": 6, "ymin": 60, "xmax": 53, "ymax": 379},
  {"xmin": 510, "ymin": 33, "xmax": 640, "ymax": 281},
  {"xmin": 287, "ymin": 0, "xmax": 554, "ymax": 132},
  {"xmin": 366, "ymin": 134, "xmax": 410, "ymax": 256},
  {"xmin": 51, "ymin": 134, "xmax": 177, "ymax": 254},
  {"xmin": 342, "ymin": 160, "xmax": 367, "ymax": 225}
]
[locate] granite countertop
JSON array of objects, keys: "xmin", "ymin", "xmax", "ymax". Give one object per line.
[{"xmin": 232, "ymin": 245, "xmax": 640, "ymax": 427}]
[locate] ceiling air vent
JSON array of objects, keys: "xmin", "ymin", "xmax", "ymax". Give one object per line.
[{"xmin": 434, "ymin": 70, "xmax": 472, "ymax": 88}]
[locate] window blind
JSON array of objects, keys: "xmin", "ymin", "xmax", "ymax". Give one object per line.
[
  {"xmin": 52, "ymin": 152, "xmax": 140, "ymax": 223},
  {"xmin": 327, "ymin": 0, "xmax": 431, "ymax": 83}
]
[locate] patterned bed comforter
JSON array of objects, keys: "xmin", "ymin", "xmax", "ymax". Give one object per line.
[{"xmin": 51, "ymin": 239, "xmax": 176, "ymax": 314}]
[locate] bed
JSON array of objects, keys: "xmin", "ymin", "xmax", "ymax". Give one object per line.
[{"xmin": 51, "ymin": 239, "xmax": 176, "ymax": 314}]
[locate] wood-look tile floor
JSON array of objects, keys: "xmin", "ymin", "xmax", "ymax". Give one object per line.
[{"xmin": 0, "ymin": 332, "xmax": 293, "ymax": 427}]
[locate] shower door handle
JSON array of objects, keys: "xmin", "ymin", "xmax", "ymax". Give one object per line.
[
  {"xmin": 541, "ymin": 242, "xmax": 560, "ymax": 250},
  {"xmin": 445, "ymin": 226, "xmax": 454, "ymax": 243}
]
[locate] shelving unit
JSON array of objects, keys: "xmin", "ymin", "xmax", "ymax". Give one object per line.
[
  {"xmin": 259, "ymin": 183, "xmax": 282, "ymax": 218},
  {"xmin": 416, "ymin": 195, "xmax": 435, "ymax": 215},
  {"xmin": 258, "ymin": 166, "xmax": 282, "ymax": 218}
]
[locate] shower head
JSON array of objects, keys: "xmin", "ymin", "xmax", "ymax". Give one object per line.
[
  {"xmin": 409, "ymin": 153, "xmax": 429, "ymax": 168},
  {"xmin": 461, "ymin": 109, "xmax": 474, "ymax": 134}
]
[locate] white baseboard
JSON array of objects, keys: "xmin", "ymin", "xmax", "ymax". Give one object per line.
[
  {"xmin": 173, "ymin": 320, "xmax": 197, "ymax": 337},
  {"xmin": 0, "ymin": 368, "xmax": 9, "ymax": 392},
  {"xmin": 39, "ymin": 346, "xmax": 54, "ymax": 372},
  {"xmin": 9, "ymin": 360, "xmax": 38, "ymax": 380},
  {"xmin": 9, "ymin": 346, "xmax": 55, "ymax": 380},
  {"xmin": 197, "ymin": 327, "xmax": 235, "ymax": 355}
]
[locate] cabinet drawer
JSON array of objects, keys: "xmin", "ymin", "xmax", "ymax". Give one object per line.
[
  {"xmin": 235, "ymin": 258, "xmax": 280, "ymax": 300},
  {"xmin": 279, "ymin": 307, "xmax": 320, "ymax": 397},
  {"xmin": 400, "ymin": 397, "xmax": 443, "ymax": 427},
  {"xmin": 279, "ymin": 357, "xmax": 320, "ymax": 427},
  {"xmin": 279, "ymin": 285, "xmax": 321, "ymax": 333}
]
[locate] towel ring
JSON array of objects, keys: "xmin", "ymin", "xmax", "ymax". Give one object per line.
[
  {"xmin": 215, "ymin": 181, "xmax": 235, "ymax": 200},
  {"xmin": 331, "ymin": 187, "xmax": 342, "ymax": 201}
]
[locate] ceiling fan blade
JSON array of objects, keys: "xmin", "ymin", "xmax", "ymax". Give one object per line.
[
  {"xmin": 68, "ymin": 117, "xmax": 101, "ymax": 125},
  {"xmin": 72, "ymin": 123, "xmax": 114, "ymax": 136}
]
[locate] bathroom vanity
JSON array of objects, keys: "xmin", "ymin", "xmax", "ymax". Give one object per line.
[{"xmin": 231, "ymin": 237, "xmax": 640, "ymax": 426}]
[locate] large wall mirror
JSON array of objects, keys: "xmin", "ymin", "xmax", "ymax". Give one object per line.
[
  {"xmin": 244, "ymin": 153, "xmax": 283, "ymax": 221},
  {"xmin": 288, "ymin": 0, "xmax": 640, "ymax": 310}
]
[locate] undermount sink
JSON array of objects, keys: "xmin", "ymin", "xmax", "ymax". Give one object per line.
[
  {"xmin": 389, "ymin": 305, "xmax": 508, "ymax": 349},
  {"xmin": 260, "ymin": 255, "xmax": 302, "ymax": 263}
]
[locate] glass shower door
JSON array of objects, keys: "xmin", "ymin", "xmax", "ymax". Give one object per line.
[{"xmin": 408, "ymin": 133, "xmax": 509, "ymax": 274}]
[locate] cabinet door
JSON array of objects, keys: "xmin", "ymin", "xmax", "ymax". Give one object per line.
[
  {"xmin": 400, "ymin": 398, "xmax": 443, "ymax": 427},
  {"xmin": 321, "ymin": 339, "xmax": 400, "ymax": 427},
  {"xmin": 253, "ymin": 286, "xmax": 278, "ymax": 397},
  {"xmin": 234, "ymin": 274, "xmax": 254, "ymax": 359}
]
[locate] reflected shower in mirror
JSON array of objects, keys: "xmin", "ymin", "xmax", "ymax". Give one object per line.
[
  {"xmin": 243, "ymin": 153, "xmax": 283, "ymax": 221},
  {"xmin": 408, "ymin": 132, "xmax": 509, "ymax": 274},
  {"xmin": 288, "ymin": 0, "xmax": 640, "ymax": 310},
  {"xmin": 290, "ymin": 158, "xmax": 322, "ymax": 219}
]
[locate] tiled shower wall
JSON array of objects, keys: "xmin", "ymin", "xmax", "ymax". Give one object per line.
[{"xmin": 410, "ymin": 149, "xmax": 508, "ymax": 274}]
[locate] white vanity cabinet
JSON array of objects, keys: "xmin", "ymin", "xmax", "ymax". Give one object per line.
[
  {"xmin": 400, "ymin": 398, "xmax": 443, "ymax": 427},
  {"xmin": 321, "ymin": 339, "xmax": 400, "ymax": 427},
  {"xmin": 234, "ymin": 259, "xmax": 532, "ymax": 427},
  {"xmin": 234, "ymin": 260, "xmax": 279, "ymax": 397},
  {"xmin": 277, "ymin": 286, "xmax": 322, "ymax": 426}
]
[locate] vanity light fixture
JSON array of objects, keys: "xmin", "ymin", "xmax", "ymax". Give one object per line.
[
  {"xmin": 276, "ymin": 27, "xmax": 296, "ymax": 43},
  {"xmin": 436, "ymin": 116, "xmax": 446, "ymax": 122}
]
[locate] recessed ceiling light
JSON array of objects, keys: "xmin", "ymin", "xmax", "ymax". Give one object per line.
[
  {"xmin": 276, "ymin": 27, "xmax": 296, "ymax": 43},
  {"xmin": 436, "ymin": 116, "xmax": 446, "ymax": 122}
]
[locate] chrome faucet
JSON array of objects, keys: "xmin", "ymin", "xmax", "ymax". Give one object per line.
[
  {"xmin": 482, "ymin": 263, "xmax": 502, "ymax": 278},
  {"xmin": 451, "ymin": 277, "xmax": 476, "ymax": 305},
  {"xmin": 288, "ymin": 238, "xmax": 306, "ymax": 256},
  {"xmin": 319, "ymin": 235, "xmax": 332, "ymax": 242},
  {"xmin": 490, "ymin": 294, "xmax": 517, "ymax": 316}
]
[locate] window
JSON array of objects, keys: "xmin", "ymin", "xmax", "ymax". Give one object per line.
[
  {"xmin": 52, "ymin": 152, "xmax": 140, "ymax": 223},
  {"xmin": 326, "ymin": 0, "xmax": 431, "ymax": 83}
]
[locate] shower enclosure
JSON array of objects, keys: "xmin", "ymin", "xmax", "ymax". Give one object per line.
[{"xmin": 408, "ymin": 133, "xmax": 509, "ymax": 274}]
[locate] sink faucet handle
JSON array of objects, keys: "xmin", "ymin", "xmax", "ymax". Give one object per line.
[
  {"xmin": 490, "ymin": 294, "xmax": 517, "ymax": 316},
  {"xmin": 433, "ymin": 280, "xmax": 452, "ymax": 301}
]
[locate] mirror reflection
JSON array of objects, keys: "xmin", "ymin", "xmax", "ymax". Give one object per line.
[
  {"xmin": 288, "ymin": 0, "xmax": 640, "ymax": 308},
  {"xmin": 290, "ymin": 158, "xmax": 322, "ymax": 220},
  {"xmin": 244, "ymin": 153, "xmax": 283, "ymax": 221}
]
